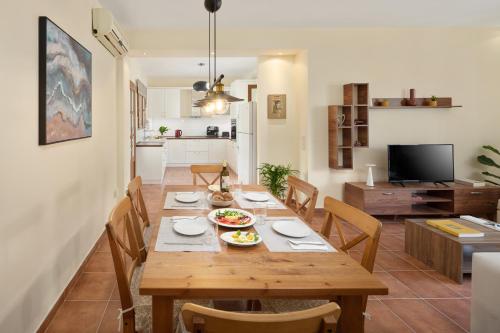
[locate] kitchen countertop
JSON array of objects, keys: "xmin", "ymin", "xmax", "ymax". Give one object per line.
[{"xmin": 136, "ymin": 136, "xmax": 231, "ymax": 147}]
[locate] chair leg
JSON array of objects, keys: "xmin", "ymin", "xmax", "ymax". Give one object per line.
[{"xmin": 246, "ymin": 299, "xmax": 262, "ymax": 311}]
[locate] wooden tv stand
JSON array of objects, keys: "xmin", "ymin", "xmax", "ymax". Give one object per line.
[{"xmin": 345, "ymin": 182, "xmax": 500, "ymax": 217}]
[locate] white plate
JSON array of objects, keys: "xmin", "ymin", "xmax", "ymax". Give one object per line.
[
  {"xmin": 208, "ymin": 208, "xmax": 255, "ymax": 228},
  {"xmin": 220, "ymin": 231, "xmax": 262, "ymax": 247},
  {"xmin": 207, "ymin": 193, "xmax": 233, "ymax": 207},
  {"xmin": 272, "ymin": 220, "xmax": 311, "ymax": 238},
  {"xmin": 173, "ymin": 220, "xmax": 207, "ymax": 236},
  {"xmin": 175, "ymin": 192, "xmax": 199, "ymax": 203},
  {"xmin": 208, "ymin": 184, "xmax": 221, "ymax": 192},
  {"xmin": 242, "ymin": 192, "xmax": 269, "ymax": 202}
]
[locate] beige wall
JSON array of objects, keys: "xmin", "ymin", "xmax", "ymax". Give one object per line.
[
  {"xmin": 127, "ymin": 28, "xmax": 500, "ymax": 205},
  {"xmin": 257, "ymin": 56, "xmax": 300, "ymax": 170},
  {"xmin": 0, "ymin": 1, "xmax": 118, "ymax": 332}
]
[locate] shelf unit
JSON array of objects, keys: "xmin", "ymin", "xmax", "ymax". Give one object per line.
[
  {"xmin": 370, "ymin": 97, "xmax": 462, "ymax": 109},
  {"xmin": 328, "ymin": 83, "xmax": 369, "ymax": 169}
]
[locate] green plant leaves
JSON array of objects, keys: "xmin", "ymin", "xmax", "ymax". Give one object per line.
[
  {"xmin": 483, "ymin": 145, "xmax": 500, "ymax": 155},
  {"xmin": 477, "ymin": 155, "xmax": 500, "ymax": 168},
  {"xmin": 258, "ymin": 163, "xmax": 298, "ymax": 199},
  {"xmin": 482, "ymin": 171, "xmax": 500, "ymax": 179}
]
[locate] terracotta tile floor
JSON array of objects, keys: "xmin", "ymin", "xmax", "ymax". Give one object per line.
[{"xmin": 44, "ymin": 167, "xmax": 471, "ymax": 333}]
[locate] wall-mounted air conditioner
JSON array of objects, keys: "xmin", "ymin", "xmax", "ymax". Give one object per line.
[{"xmin": 92, "ymin": 8, "xmax": 128, "ymax": 57}]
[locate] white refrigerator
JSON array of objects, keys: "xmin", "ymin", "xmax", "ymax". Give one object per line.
[{"xmin": 235, "ymin": 102, "xmax": 257, "ymax": 184}]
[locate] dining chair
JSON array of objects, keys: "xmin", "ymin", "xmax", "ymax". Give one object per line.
[
  {"xmin": 320, "ymin": 196, "xmax": 382, "ymax": 274},
  {"xmin": 190, "ymin": 164, "xmax": 223, "ymax": 185},
  {"xmin": 179, "ymin": 302, "xmax": 341, "ymax": 333},
  {"xmin": 127, "ymin": 176, "xmax": 151, "ymax": 262},
  {"xmin": 285, "ymin": 175, "xmax": 319, "ymax": 224},
  {"xmin": 106, "ymin": 196, "xmax": 150, "ymax": 333}
]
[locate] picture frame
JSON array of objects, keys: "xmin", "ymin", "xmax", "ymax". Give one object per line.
[
  {"xmin": 39, "ymin": 16, "xmax": 92, "ymax": 145},
  {"xmin": 267, "ymin": 94, "xmax": 286, "ymax": 119}
]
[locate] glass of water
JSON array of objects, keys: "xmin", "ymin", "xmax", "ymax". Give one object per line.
[{"xmin": 254, "ymin": 203, "xmax": 267, "ymax": 226}]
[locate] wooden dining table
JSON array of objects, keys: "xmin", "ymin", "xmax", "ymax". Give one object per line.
[{"xmin": 140, "ymin": 184, "xmax": 388, "ymax": 333}]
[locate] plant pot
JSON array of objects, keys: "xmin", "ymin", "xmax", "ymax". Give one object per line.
[
  {"xmin": 381, "ymin": 100, "xmax": 390, "ymax": 107},
  {"xmin": 429, "ymin": 100, "xmax": 438, "ymax": 107}
]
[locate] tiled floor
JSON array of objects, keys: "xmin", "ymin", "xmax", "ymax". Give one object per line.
[{"xmin": 44, "ymin": 167, "xmax": 471, "ymax": 333}]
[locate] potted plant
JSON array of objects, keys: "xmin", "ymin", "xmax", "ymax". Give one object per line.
[
  {"xmin": 159, "ymin": 125, "xmax": 169, "ymax": 136},
  {"xmin": 477, "ymin": 145, "xmax": 500, "ymax": 185},
  {"xmin": 258, "ymin": 163, "xmax": 298, "ymax": 200},
  {"xmin": 429, "ymin": 95, "xmax": 438, "ymax": 107}
]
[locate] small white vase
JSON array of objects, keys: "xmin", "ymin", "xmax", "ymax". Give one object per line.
[{"xmin": 366, "ymin": 164, "xmax": 376, "ymax": 187}]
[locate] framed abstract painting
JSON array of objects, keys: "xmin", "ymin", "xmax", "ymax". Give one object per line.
[{"xmin": 39, "ymin": 17, "xmax": 92, "ymax": 145}]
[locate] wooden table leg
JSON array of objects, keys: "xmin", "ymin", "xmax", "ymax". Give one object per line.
[
  {"xmin": 152, "ymin": 296, "xmax": 174, "ymax": 333},
  {"xmin": 336, "ymin": 295, "xmax": 364, "ymax": 333}
]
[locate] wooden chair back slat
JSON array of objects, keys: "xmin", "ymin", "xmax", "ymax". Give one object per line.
[
  {"xmin": 127, "ymin": 176, "xmax": 150, "ymax": 262},
  {"xmin": 190, "ymin": 164, "xmax": 223, "ymax": 185},
  {"xmin": 106, "ymin": 197, "xmax": 142, "ymax": 333},
  {"xmin": 181, "ymin": 302, "xmax": 341, "ymax": 333},
  {"xmin": 321, "ymin": 196, "xmax": 382, "ymax": 273},
  {"xmin": 285, "ymin": 176, "xmax": 319, "ymax": 224}
]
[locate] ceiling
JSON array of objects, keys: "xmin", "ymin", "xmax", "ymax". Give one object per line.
[
  {"xmin": 131, "ymin": 57, "xmax": 257, "ymax": 78},
  {"xmin": 100, "ymin": 0, "xmax": 500, "ymax": 29}
]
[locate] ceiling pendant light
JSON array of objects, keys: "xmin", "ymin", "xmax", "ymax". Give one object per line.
[{"xmin": 194, "ymin": 0, "xmax": 243, "ymax": 114}]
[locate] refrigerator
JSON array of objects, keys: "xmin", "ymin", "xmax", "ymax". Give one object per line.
[{"xmin": 235, "ymin": 102, "xmax": 257, "ymax": 184}]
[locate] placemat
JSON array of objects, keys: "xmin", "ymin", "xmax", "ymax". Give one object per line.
[
  {"xmin": 154, "ymin": 217, "xmax": 221, "ymax": 252},
  {"xmin": 163, "ymin": 191, "xmax": 209, "ymax": 210},
  {"xmin": 234, "ymin": 192, "xmax": 286, "ymax": 210},
  {"xmin": 253, "ymin": 217, "xmax": 337, "ymax": 253}
]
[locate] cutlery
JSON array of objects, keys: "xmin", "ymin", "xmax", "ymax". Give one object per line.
[
  {"xmin": 163, "ymin": 241, "xmax": 204, "ymax": 246},
  {"xmin": 288, "ymin": 240, "xmax": 325, "ymax": 246},
  {"xmin": 172, "ymin": 204, "xmax": 200, "ymax": 207},
  {"xmin": 170, "ymin": 216, "xmax": 199, "ymax": 223},
  {"xmin": 289, "ymin": 243, "xmax": 329, "ymax": 251}
]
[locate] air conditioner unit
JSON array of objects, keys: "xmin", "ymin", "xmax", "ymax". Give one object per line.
[{"xmin": 92, "ymin": 8, "xmax": 128, "ymax": 57}]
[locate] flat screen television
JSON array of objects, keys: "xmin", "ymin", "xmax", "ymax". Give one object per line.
[{"xmin": 388, "ymin": 144, "xmax": 454, "ymax": 183}]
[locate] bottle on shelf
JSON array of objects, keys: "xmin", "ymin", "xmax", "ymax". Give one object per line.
[{"xmin": 220, "ymin": 161, "xmax": 230, "ymax": 193}]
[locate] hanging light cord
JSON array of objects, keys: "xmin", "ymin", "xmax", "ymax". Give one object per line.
[
  {"xmin": 214, "ymin": 6, "xmax": 217, "ymax": 82},
  {"xmin": 208, "ymin": 12, "xmax": 211, "ymax": 87}
]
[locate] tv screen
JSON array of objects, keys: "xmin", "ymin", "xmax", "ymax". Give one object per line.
[{"xmin": 388, "ymin": 144, "xmax": 454, "ymax": 183}]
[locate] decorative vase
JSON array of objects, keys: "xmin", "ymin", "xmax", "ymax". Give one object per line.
[
  {"xmin": 381, "ymin": 100, "xmax": 390, "ymax": 107},
  {"xmin": 366, "ymin": 164, "xmax": 376, "ymax": 187},
  {"xmin": 406, "ymin": 89, "xmax": 417, "ymax": 106},
  {"xmin": 429, "ymin": 100, "xmax": 438, "ymax": 107}
]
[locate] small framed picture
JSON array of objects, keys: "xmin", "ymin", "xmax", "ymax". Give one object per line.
[{"xmin": 267, "ymin": 94, "xmax": 286, "ymax": 119}]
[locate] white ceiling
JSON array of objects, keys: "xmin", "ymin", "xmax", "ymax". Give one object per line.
[
  {"xmin": 131, "ymin": 57, "xmax": 257, "ymax": 78},
  {"xmin": 100, "ymin": 0, "xmax": 500, "ymax": 29}
]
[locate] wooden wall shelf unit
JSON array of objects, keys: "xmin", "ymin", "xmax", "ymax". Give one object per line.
[
  {"xmin": 345, "ymin": 182, "xmax": 500, "ymax": 218},
  {"xmin": 328, "ymin": 83, "xmax": 369, "ymax": 170},
  {"xmin": 370, "ymin": 97, "xmax": 462, "ymax": 109}
]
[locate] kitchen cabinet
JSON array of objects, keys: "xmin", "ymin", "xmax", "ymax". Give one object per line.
[
  {"xmin": 147, "ymin": 88, "xmax": 165, "ymax": 121},
  {"xmin": 165, "ymin": 88, "xmax": 181, "ymax": 118},
  {"xmin": 166, "ymin": 140, "xmax": 187, "ymax": 164},
  {"xmin": 163, "ymin": 139, "xmax": 231, "ymax": 166},
  {"xmin": 208, "ymin": 140, "xmax": 227, "ymax": 163},
  {"xmin": 136, "ymin": 146, "xmax": 163, "ymax": 184}
]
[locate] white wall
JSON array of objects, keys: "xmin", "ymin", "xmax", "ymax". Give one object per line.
[
  {"xmin": 0, "ymin": 1, "xmax": 117, "ymax": 332},
  {"xmin": 127, "ymin": 28, "xmax": 500, "ymax": 206}
]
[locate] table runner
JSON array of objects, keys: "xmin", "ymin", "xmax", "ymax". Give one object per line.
[
  {"xmin": 163, "ymin": 191, "xmax": 209, "ymax": 210},
  {"xmin": 254, "ymin": 217, "xmax": 337, "ymax": 253},
  {"xmin": 154, "ymin": 217, "xmax": 221, "ymax": 252}
]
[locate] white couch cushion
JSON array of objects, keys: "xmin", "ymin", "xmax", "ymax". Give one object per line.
[{"xmin": 471, "ymin": 252, "xmax": 500, "ymax": 333}]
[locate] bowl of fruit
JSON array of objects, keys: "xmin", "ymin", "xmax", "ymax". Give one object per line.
[{"xmin": 207, "ymin": 191, "xmax": 234, "ymax": 207}]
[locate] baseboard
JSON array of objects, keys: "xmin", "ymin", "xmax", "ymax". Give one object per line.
[{"xmin": 36, "ymin": 229, "xmax": 105, "ymax": 333}]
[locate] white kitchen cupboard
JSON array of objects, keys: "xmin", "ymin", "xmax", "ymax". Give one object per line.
[
  {"xmin": 208, "ymin": 140, "xmax": 227, "ymax": 163},
  {"xmin": 165, "ymin": 88, "xmax": 181, "ymax": 118},
  {"xmin": 136, "ymin": 146, "xmax": 163, "ymax": 184},
  {"xmin": 166, "ymin": 140, "xmax": 187, "ymax": 164},
  {"xmin": 164, "ymin": 139, "xmax": 231, "ymax": 166},
  {"xmin": 147, "ymin": 88, "xmax": 165, "ymax": 121}
]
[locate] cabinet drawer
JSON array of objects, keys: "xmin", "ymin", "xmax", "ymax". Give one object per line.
[
  {"xmin": 186, "ymin": 140, "xmax": 209, "ymax": 152},
  {"xmin": 454, "ymin": 189, "xmax": 499, "ymax": 215},
  {"xmin": 364, "ymin": 190, "xmax": 411, "ymax": 214},
  {"xmin": 186, "ymin": 151, "xmax": 209, "ymax": 163}
]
